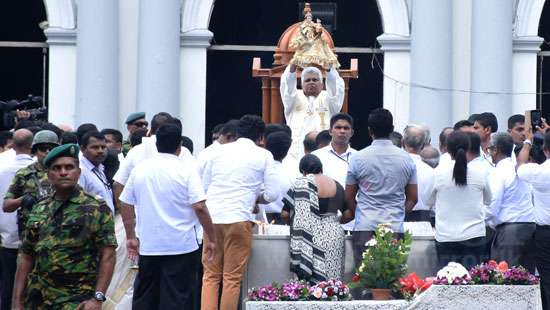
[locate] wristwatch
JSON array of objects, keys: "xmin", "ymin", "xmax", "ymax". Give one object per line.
[
  {"xmin": 94, "ymin": 291, "xmax": 106, "ymax": 302},
  {"xmin": 524, "ymin": 139, "xmax": 533, "ymax": 146}
]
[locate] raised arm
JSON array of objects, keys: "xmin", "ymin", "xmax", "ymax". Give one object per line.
[
  {"xmin": 325, "ymin": 67, "xmax": 345, "ymax": 115},
  {"xmin": 280, "ymin": 64, "xmax": 299, "ymax": 116}
]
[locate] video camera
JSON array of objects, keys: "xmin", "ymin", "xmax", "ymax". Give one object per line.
[{"xmin": 0, "ymin": 95, "xmax": 47, "ymax": 130}]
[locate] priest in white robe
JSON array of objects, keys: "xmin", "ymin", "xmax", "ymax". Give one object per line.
[{"xmin": 280, "ymin": 64, "xmax": 345, "ymax": 169}]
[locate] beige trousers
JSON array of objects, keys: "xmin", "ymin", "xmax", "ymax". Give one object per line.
[{"xmin": 201, "ymin": 221, "xmax": 253, "ymax": 310}]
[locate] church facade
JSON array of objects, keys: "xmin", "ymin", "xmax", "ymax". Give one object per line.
[{"xmin": 4, "ymin": 0, "xmax": 550, "ymax": 151}]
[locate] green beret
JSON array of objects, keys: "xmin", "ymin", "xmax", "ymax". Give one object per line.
[
  {"xmin": 43, "ymin": 144, "xmax": 80, "ymax": 168},
  {"xmin": 125, "ymin": 112, "xmax": 146, "ymax": 124}
]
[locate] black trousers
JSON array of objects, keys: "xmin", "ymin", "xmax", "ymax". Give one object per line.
[
  {"xmin": 0, "ymin": 248, "xmax": 17, "ymax": 310},
  {"xmin": 535, "ymin": 225, "xmax": 550, "ymax": 310},
  {"xmin": 491, "ymin": 222, "xmax": 536, "ymax": 273},
  {"xmin": 404, "ymin": 210, "xmax": 431, "ymax": 223},
  {"xmin": 436, "ymin": 236, "xmax": 486, "ymax": 270},
  {"xmin": 132, "ymin": 251, "xmax": 199, "ymax": 310}
]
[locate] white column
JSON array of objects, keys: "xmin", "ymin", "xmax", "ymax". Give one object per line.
[
  {"xmin": 118, "ymin": 0, "xmax": 139, "ymax": 133},
  {"xmin": 512, "ymin": 37, "xmax": 543, "ymax": 114},
  {"xmin": 75, "ymin": 0, "xmax": 118, "ymax": 129},
  {"xmin": 44, "ymin": 28, "xmax": 77, "ymax": 128},
  {"xmin": 180, "ymin": 30, "xmax": 213, "ymax": 153},
  {"xmin": 136, "ymin": 0, "xmax": 181, "ymax": 117},
  {"xmin": 451, "ymin": 0, "xmax": 473, "ymax": 122},
  {"xmin": 377, "ymin": 34, "xmax": 411, "ymax": 133},
  {"xmin": 470, "ymin": 0, "xmax": 513, "ymax": 131},
  {"xmin": 410, "ymin": 0, "xmax": 452, "ymax": 140}
]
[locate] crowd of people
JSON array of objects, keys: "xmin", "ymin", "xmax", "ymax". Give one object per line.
[{"xmin": 0, "ymin": 95, "xmax": 549, "ymax": 309}]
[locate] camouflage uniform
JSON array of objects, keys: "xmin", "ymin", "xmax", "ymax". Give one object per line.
[
  {"xmin": 20, "ymin": 188, "xmax": 117, "ymax": 309},
  {"xmin": 121, "ymin": 140, "xmax": 131, "ymax": 157},
  {"xmin": 4, "ymin": 162, "xmax": 53, "ymax": 238}
]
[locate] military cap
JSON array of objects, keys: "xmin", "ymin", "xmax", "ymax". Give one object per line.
[
  {"xmin": 32, "ymin": 130, "xmax": 60, "ymax": 148},
  {"xmin": 125, "ymin": 112, "xmax": 146, "ymax": 125},
  {"xmin": 43, "ymin": 143, "xmax": 79, "ymax": 168}
]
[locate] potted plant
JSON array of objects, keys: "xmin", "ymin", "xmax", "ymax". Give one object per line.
[{"xmin": 349, "ymin": 223, "xmax": 412, "ymax": 300}]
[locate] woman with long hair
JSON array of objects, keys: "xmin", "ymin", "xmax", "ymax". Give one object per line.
[
  {"xmin": 281, "ymin": 154, "xmax": 353, "ymax": 283},
  {"xmin": 426, "ymin": 131, "xmax": 492, "ymax": 269}
]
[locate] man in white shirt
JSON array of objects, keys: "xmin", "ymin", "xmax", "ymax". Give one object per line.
[
  {"xmin": 197, "ymin": 119, "xmax": 238, "ymax": 179},
  {"xmin": 517, "ymin": 124, "xmax": 550, "ymax": 309},
  {"xmin": 437, "ymin": 127, "xmax": 454, "ymax": 170},
  {"xmin": 201, "ymin": 115, "xmax": 279, "ymax": 310},
  {"xmin": 113, "ymin": 112, "xmax": 195, "ymax": 196},
  {"xmin": 311, "ymin": 113, "xmax": 356, "ymax": 187},
  {"xmin": 473, "ymin": 112, "xmax": 498, "ymax": 168},
  {"xmin": 261, "ymin": 131, "xmax": 293, "ymax": 224},
  {"xmin": 78, "ymin": 131, "xmax": 114, "ymax": 213},
  {"xmin": 466, "ymin": 131, "xmax": 496, "ymax": 262},
  {"xmin": 119, "ymin": 123, "xmax": 215, "ymax": 309},
  {"xmin": 487, "ymin": 132, "xmax": 535, "ymax": 272},
  {"xmin": 0, "ymin": 129, "xmax": 33, "ymax": 310},
  {"xmin": 112, "ymin": 112, "xmax": 196, "ymax": 307},
  {"xmin": 403, "ymin": 125, "xmax": 434, "ymax": 222},
  {"xmin": 280, "ymin": 64, "xmax": 344, "ymax": 163}
]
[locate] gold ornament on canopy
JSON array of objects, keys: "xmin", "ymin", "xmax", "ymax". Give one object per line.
[{"xmin": 289, "ymin": 3, "xmax": 341, "ymax": 70}]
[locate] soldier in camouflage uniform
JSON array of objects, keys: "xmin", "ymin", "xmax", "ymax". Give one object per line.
[
  {"xmin": 122, "ymin": 112, "xmax": 147, "ymax": 157},
  {"xmin": 3, "ymin": 130, "xmax": 59, "ymax": 239},
  {"xmin": 12, "ymin": 144, "xmax": 117, "ymax": 310}
]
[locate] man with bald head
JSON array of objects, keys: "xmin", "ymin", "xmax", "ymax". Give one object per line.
[
  {"xmin": 403, "ymin": 125, "xmax": 434, "ymax": 222},
  {"xmin": 420, "ymin": 145, "xmax": 440, "ymax": 169},
  {"xmin": 280, "ymin": 63, "xmax": 345, "ymax": 164},
  {"xmin": 0, "ymin": 129, "xmax": 34, "ymax": 309}
]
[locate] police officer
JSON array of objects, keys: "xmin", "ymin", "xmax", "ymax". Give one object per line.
[
  {"xmin": 122, "ymin": 112, "xmax": 147, "ymax": 157},
  {"xmin": 3, "ymin": 130, "xmax": 59, "ymax": 238},
  {"xmin": 12, "ymin": 144, "xmax": 117, "ymax": 310}
]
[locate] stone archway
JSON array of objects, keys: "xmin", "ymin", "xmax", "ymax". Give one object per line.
[
  {"xmin": 512, "ymin": 0, "xmax": 546, "ymax": 115},
  {"xmin": 181, "ymin": 0, "xmax": 409, "ymax": 145}
]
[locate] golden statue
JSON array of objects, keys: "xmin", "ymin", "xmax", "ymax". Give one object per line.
[{"xmin": 289, "ymin": 3, "xmax": 340, "ymax": 70}]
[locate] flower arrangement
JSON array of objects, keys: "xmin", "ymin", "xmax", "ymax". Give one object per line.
[
  {"xmin": 433, "ymin": 262, "xmax": 472, "ymax": 285},
  {"xmin": 433, "ymin": 260, "xmax": 539, "ymax": 286},
  {"xmin": 309, "ymin": 279, "xmax": 352, "ymax": 301},
  {"xmin": 349, "ymin": 223, "xmax": 412, "ymax": 290},
  {"xmin": 247, "ymin": 279, "xmax": 351, "ymax": 302},
  {"xmin": 398, "ymin": 272, "xmax": 433, "ymax": 300}
]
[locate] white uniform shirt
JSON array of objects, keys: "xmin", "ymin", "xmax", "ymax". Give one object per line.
[
  {"xmin": 517, "ymin": 159, "xmax": 550, "ymax": 226},
  {"xmin": 197, "ymin": 140, "xmax": 221, "ymax": 181},
  {"xmin": 113, "ymin": 135, "xmax": 195, "ymax": 186},
  {"xmin": 437, "ymin": 152, "xmax": 453, "ymax": 171},
  {"xmin": 410, "ymin": 153, "xmax": 434, "ymax": 212},
  {"xmin": 259, "ymin": 160, "xmax": 294, "ymax": 214},
  {"xmin": 119, "ymin": 153, "xmax": 206, "ymax": 255},
  {"xmin": 488, "ymin": 157, "xmax": 534, "ymax": 225},
  {"xmin": 78, "ymin": 154, "xmax": 115, "ymax": 213},
  {"xmin": 469, "ymin": 155, "xmax": 496, "ymax": 227},
  {"xmin": 0, "ymin": 154, "xmax": 34, "ymax": 249},
  {"xmin": 311, "ymin": 144, "xmax": 356, "ymax": 187},
  {"xmin": 426, "ymin": 161, "xmax": 492, "ymax": 242},
  {"xmin": 202, "ymin": 138, "xmax": 279, "ymax": 224}
]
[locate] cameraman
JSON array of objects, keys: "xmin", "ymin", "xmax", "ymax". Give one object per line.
[
  {"xmin": 3, "ymin": 130, "xmax": 58, "ymax": 237},
  {"xmin": 516, "ymin": 119, "xmax": 550, "ymax": 310}
]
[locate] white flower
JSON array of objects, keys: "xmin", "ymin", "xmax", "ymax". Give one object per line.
[
  {"xmin": 365, "ymin": 238, "xmax": 377, "ymax": 247},
  {"xmin": 358, "ymin": 264, "xmax": 365, "ymax": 272},
  {"xmin": 379, "ymin": 223, "xmax": 393, "ymax": 234},
  {"xmin": 436, "ymin": 262, "xmax": 469, "ymax": 283}
]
